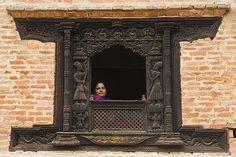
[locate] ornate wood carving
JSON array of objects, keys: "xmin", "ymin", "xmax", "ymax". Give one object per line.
[
  {"xmin": 15, "ymin": 20, "xmax": 59, "ymax": 42},
  {"xmin": 90, "ymin": 100, "xmax": 145, "ymax": 131},
  {"xmin": 52, "ymin": 134, "xmax": 80, "ymax": 146},
  {"xmin": 147, "ymin": 56, "xmax": 164, "ymax": 132},
  {"xmin": 72, "ymin": 102, "xmax": 89, "ymax": 131},
  {"xmin": 62, "ymin": 28, "xmax": 72, "ymax": 131},
  {"xmin": 175, "ymin": 19, "xmax": 222, "ymax": 42},
  {"xmin": 82, "ymin": 135, "xmax": 151, "ymax": 145},
  {"xmin": 147, "ymin": 59, "xmax": 163, "ymax": 101},
  {"xmin": 73, "ymin": 27, "xmax": 162, "ymax": 57},
  {"xmin": 163, "ymin": 29, "xmax": 173, "ymax": 132},
  {"xmin": 10, "ymin": 125, "xmax": 58, "ymax": 150},
  {"xmin": 10, "ymin": 18, "xmax": 228, "ymax": 152},
  {"xmin": 73, "ymin": 60, "xmax": 88, "ymax": 101},
  {"xmin": 18, "ymin": 134, "xmax": 56, "ymax": 145},
  {"xmin": 179, "ymin": 126, "xmax": 228, "ymax": 151},
  {"xmin": 72, "ymin": 58, "xmax": 89, "ymax": 131}
]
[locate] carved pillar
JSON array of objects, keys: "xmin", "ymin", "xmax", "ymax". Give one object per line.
[
  {"xmin": 72, "ymin": 27, "xmax": 90, "ymax": 132},
  {"xmin": 146, "ymin": 55, "xmax": 164, "ymax": 132},
  {"xmin": 62, "ymin": 28, "xmax": 72, "ymax": 131},
  {"xmin": 163, "ymin": 29, "xmax": 173, "ymax": 132}
]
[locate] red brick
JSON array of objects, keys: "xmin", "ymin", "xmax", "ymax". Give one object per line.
[
  {"xmin": 213, "ymin": 77, "xmax": 225, "ymax": 81},
  {"xmin": 0, "ymin": 129, "xmax": 10, "ymax": 136},
  {"xmin": 198, "ymin": 86, "xmax": 213, "ymax": 90},
  {"xmin": 203, "ymin": 81, "xmax": 216, "ymax": 85},
  {"xmin": 192, "ymin": 119, "xmax": 209, "ymax": 123},
  {"xmin": 45, "ymin": 112, "xmax": 53, "ymax": 116},
  {"xmin": 8, "ymin": 111, "xmax": 26, "ymax": 115},
  {"xmin": 217, "ymin": 112, "xmax": 231, "ymax": 117},
  {"xmin": 25, "ymin": 95, "xmax": 35, "ymax": 99},
  {"xmin": 1, "ymin": 36, "xmax": 17, "ymax": 40},
  {"xmin": 196, "ymin": 77, "xmax": 212, "ymax": 81},
  {"xmin": 0, "ymin": 100, "xmax": 17, "ymax": 104},
  {"xmin": 9, "ymin": 76, "xmax": 17, "ymax": 80},
  {"xmin": 16, "ymin": 116, "xmax": 34, "ymax": 122},
  {"xmin": 183, "ymin": 113, "xmax": 199, "ymax": 118},
  {"xmin": 19, "ymin": 70, "xmax": 30, "ymax": 75},
  {"xmin": 31, "ymin": 85, "xmax": 47, "ymax": 88},
  {"xmin": 199, "ymin": 102, "xmax": 216, "ymax": 107},
  {"xmin": 16, "ymin": 105, "xmax": 34, "ymax": 109},
  {"xmin": 25, "ymin": 60, "xmax": 40, "ymax": 64},
  {"xmin": 209, "ymin": 124, "xmax": 225, "ymax": 128},
  {"xmin": 36, "ymin": 107, "xmax": 53, "ymax": 111},
  {"xmin": 182, "ymin": 57, "xmax": 192, "ymax": 61},
  {"xmin": 28, "ymin": 112, "xmax": 43, "ymax": 116},
  {"xmin": 10, "ymin": 60, "xmax": 25, "ymax": 64},
  {"xmin": 31, "ymin": 70, "xmax": 47, "ymax": 74},
  {"xmin": 22, "ymin": 101, "xmax": 36, "ymax": 105},
  {"xmin": 183, "ymin": 47, "xmax": 197, "ymax": 51},
  {"xmin": 182, "ymin": 98, "xmax": 195, "ymax": 104},
  {"xmin": 214, "ymin": 107, "xmax": 229, "ymax": 112},
  {"xmin": 194, "ymin": 57, "xmax": 204, "ymax": 60},
  {"xmin": 0, "ymin": 106, "xmax": 16, "ymax": 110},
  {"xmin": 3, "ymin": 116, "xmax": 16, "ymax": 121},
  {"xmin": 0, "ymin": 95, "xmax": 6, "ymax": 99},
  {"xmin": 199, "ymin": 66, "xmax": 209, "ymax": 71},
  {"xmin": 189, "ymin": 51, "xmax": 207, "ymax": 56},
  {"xmin": 182, "ymin": 108, "xmax": 193, "ymax": 113},
  {"xmin": 195, "ymin": 108, "xmax": 212, "ymax": 112},
  {"xmin": 35, "ymin": 117, "xmax": 52, "ymax": 121},
  {"xmin": 11, "ymin": 65, "xmax": 27, "ymax": 69}
]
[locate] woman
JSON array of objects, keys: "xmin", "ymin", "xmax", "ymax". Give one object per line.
[{"xmin": 92, "ymin": 82, "xmax": 111, "ymax": 100}]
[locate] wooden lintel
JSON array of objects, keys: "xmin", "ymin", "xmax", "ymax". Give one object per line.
[{"xmin": 7, "ymin": 7, "xmax": 229, "ymax": 19}]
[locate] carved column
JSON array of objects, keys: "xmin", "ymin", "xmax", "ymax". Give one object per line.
[
  {"xmin": 163, "ymin": 29, "xmax": 173, "ymax": 132},
  {"xmin": 62, "ymin": 28, "xmax": 72, "ymax": 131}
]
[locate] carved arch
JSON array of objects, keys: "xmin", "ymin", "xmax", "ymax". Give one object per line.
[
  {"xmin": 87, "ymin": 42, "xmax": 146, "ymax": 57},
  {"xmin": 73, "ymin": 27, "xmax": 162, "ymax": 58}
]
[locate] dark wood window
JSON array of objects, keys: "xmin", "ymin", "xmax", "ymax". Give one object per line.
[{"xmin": 10, "ymin": 18, "xmax": 228, "ymax": 152}]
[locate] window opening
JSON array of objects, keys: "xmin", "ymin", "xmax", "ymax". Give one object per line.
[{"xmin": 91, "ymin": 45, "xmax": 146, "ymax": 100}]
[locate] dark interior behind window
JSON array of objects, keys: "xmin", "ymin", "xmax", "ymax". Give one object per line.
[{"xmin": 91, "ymin": 45, "xmax": 146, "ymax": 100}]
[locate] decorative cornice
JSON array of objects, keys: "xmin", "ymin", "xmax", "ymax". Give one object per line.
[{"xmin": 7, "ymin": 7, "xmax": 229, "ymax": 19}]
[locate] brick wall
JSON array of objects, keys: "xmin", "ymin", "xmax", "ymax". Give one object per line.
[
  {"xmin": 0, "ymin": 3, "xmax": 55, "ymax": 151},
  {"xmin": 0, "ymin": 0, "xmax": 236, "ymax": 155},
  {"xmin": 180, "ymin": 5, "xmax": 236, "ymax": 128}
]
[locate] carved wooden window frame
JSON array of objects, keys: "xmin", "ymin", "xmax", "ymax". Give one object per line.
[{"xmin": 10, "ymin": 18, "xmax": 228, "ymax": 152}]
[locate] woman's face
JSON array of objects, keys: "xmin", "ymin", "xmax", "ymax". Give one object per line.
[{"xmin": 95, "ymin": 83, "xmax": 107, "ymax": 97}]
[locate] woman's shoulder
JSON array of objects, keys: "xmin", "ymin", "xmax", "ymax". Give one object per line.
[{"xmin": 92, "ymin": 95, "xmax": 111, "ymax": 100}]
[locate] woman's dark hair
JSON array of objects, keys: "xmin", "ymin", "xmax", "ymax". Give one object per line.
[{"xmin": 93, "ymin": 81, "xmax": 107, "ymax": 94}]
